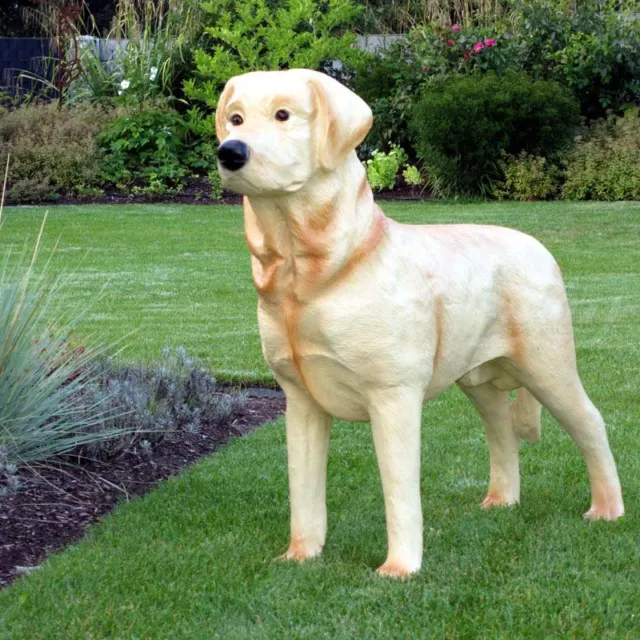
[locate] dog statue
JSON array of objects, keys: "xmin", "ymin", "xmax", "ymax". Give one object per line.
[{"xmin": 215, "ymin": 69, "xmax": 624, "ymax": 577}]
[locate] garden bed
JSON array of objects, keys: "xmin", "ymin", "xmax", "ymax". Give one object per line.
[
  {"xmin": 8, "ymin": 180, "xmax": 430, "ymax": 207},
  {"xmin": 0, "ymin": 390, "xmax": 285, "ymax": 589}
]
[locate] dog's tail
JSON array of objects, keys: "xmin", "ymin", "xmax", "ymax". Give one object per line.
[{"xmin": 511, "ymin": 388, "xmax": 542, "ymax": 442}]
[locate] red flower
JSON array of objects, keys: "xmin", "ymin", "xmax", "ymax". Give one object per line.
[
  {"xmin": 473, "ymin": 42, "xmax": 485, "ymax": 54},
  {"xmin": 446, "ymin": 39, "xmax": 454, "ymax": 46},
  {"xmin": 463, "ymin": 50, "xmax": 470, "ymax": 60}
]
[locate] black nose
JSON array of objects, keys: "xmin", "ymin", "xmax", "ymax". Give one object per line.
[{"xmin": 217, "ymin": 140, "xmax": 249, "ymax": 171}]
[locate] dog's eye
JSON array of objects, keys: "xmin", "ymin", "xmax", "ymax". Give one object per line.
[
  {"xmin": 230, "ymin": 114, "xmax": 243, "ymax": 126},
  {"xmin": 275, "ymin": 109, "xmax": 290, "ymax": 122}
]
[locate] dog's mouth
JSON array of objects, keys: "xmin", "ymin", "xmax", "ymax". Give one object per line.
[{"xmin": 218, "ymin": 156, "xmax": 307, "ymax": 196}]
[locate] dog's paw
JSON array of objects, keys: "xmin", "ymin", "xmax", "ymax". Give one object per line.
[
  {"xmin": 583, "ymin": 503, "xmax": 624, "ymax": 521},
  {"xmin": 279, "ymin": 539, "xmax": 323, "ymax": 563},
  {"xmin": 480, "ymin": 493, "xmax": 519, "ymax": 509},
  {"xmin": 376, "ymin": 560, "xmax": 420, "ymax": 579}
]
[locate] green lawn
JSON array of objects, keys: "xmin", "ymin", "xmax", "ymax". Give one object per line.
[{"xmin": 1, "ymin": 201, "xmax": 639, "ymax": 638}]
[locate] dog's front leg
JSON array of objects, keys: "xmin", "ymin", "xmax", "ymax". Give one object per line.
[
  {"xmin": 370, "ymin": 387, "xmax": 423, "ymax": 578},
  {"xmin": 281, "ymin": 385, "xmax": 332, "ymax": 563}
]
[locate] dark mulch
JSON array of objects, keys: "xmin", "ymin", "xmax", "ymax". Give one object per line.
[
  {"xmin": 7, "ymin": 178, "xmax": 244, "ymax": 208},
  {"xmin": 7, "ymin": 178, "xmax": 433, "ymax": 207},
  {"xmin": 0, "ymin": 390, "xmax": 285, "ymax": 589}
]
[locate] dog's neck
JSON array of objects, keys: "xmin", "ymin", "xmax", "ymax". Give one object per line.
[{"xmin": 243, "ymin": 153, "xmax": 387, "ymax": 303}]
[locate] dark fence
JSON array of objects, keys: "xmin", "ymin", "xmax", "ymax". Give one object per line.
[{"xmin": 0, "ymin": 38, "xmax": 53, "ymax": 100}]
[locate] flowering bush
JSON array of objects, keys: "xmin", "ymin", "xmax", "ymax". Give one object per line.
[
  {"xmin": 402, "ymin": 23, "xmax": 522, "ymax": 80},
  {"xmin": 354, "ymin": 22, "xmax": 521, "ymax": 155},
  {"xmin": 71, "ymin": 0, "xmax": 203, "ymax": 107}
]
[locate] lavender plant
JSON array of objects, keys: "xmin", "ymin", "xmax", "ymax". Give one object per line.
[{"xmin": 76, "ymin": 347, "xmax": 247, "ymax": 459}]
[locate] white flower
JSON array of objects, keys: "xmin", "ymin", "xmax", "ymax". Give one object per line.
[
  {"xmin": 120, "ymin": 79, "xmax": 130, "ymax": 90},
  {"xmin": 149, "ymin": 67, "xmax": 158, "ymax": 81}
]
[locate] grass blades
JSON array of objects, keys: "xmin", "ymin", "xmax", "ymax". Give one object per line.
[{"xmin": 0, "ymin": 200, "xmax": 638, "ymax": 637}]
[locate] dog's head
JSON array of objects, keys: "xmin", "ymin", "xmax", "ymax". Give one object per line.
[{"xmin": 215, "ymin": 69, "xmax": 373, "ymax": 196}]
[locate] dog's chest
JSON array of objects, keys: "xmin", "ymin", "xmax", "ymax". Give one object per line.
[
  {"xmin": 258, "ymin": 297, "xmax": 371, "ymax": 419},
  {"xmin": 257, "ymin": 281, "xmax": 435, "ymax": 420}
]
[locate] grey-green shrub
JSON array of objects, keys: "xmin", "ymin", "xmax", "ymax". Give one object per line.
[
  {"xmin": 0, "ymin": 102, "xmax": 116, "ymax": 201},
  {"xmin": 0, "ymin": 225, "xmax": 246, "ymax": 468},
  {"xmin": 80, "ymin": 348, "xmax": 247, "ymax": 460},
  {"xmin": 563, "ymin": 109, "xmax": 640, "ymax": 201}
]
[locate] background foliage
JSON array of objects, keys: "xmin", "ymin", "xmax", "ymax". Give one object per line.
[
  {"xmin": 563, "ymin": 108, "xmax": 640, "ymax": 201},
  {"xmin": 410, "ymin": 71, "xmax": 580, "ymax": 196},
  {"xmin": 0, "ymin": 102, "xmax": 115, "ymax": 201},
  {"xmin": 184, "ymin": 0, "xmax": 362, "ymax": 109},
  {"xmin": 0, "ymin": 0, "xmax": 638, "ymax": 201}
]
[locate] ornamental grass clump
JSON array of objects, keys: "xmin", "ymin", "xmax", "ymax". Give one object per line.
[{"xmin": 0, "ymin": 213, "xmax": 126, "ymax": 469}]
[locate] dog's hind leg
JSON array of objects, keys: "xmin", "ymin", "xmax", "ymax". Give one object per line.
[
  {"xmin": 458, "ymin": 381, "xmax": 520, "ymax": 508},
  {"xmin": 513, "ymin": 368, "xmax": 624, "ymax": 521}
]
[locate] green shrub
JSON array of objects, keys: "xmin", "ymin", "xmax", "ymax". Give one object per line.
[
  {"xmin": 410, "ymin": 71, "xmax": 580, "ymax": 196},
  {"xmin": 97, "ymin": 108, "xmax": 218, "ymax": 193},
  {"xmin": 402, "ymin": 164, "xmax": 423, "ymax": 187},
  {"xmin": 365, "ymin": 145, "xmax": 408, "ymax": 191},
  {"xmin": 184, "ymin": 0, "xmax": 363, "ymax": 110},
  {"xmin": 0, "ymin": 102, "xmax": 115, "ymax": 201},
  {"xmin": 353, "ymin": 41, "xmax": 424, "ymax": 156},
  {"xmin": 563, "ymin": 109, "xmax": 640, "ymax": 201},
  {"xmin": 494, "ymin": 152, "xmax": 560, "ymax": 201}
]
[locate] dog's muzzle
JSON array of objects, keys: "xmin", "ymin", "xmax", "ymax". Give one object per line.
[{"xmin": 217, "ymin": 140, "xmax": 250, "ymax": 171}]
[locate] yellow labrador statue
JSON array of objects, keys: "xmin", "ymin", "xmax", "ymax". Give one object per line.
[{"xmin": 215, "ymin": 69, "xmax": 624, "ymax": 577}]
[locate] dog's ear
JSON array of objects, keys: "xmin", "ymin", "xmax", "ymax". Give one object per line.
[
  {"xmin": 308, "ymin": 72, "xmax": 373, "ymax": 171},
  {"xmin": 215, "ymin": 78, "xmax": 237, "ymax": 143}
]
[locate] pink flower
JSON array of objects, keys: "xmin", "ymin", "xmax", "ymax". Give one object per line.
[
  {"xmin": 484, "ymin": 38, "xmax": 497, "ymax": 47},
  {"xmin": 446, "ymin": 39, "xmax": 454, "ymax": 46},
  {"xmin": 451, "ymin": 24, "xmax": 461, "ymax": 31},
  {"xmin": 473, "ymin": 42, "xmax": 485, "ymax": 53}
]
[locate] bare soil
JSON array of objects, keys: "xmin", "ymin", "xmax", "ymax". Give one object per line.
[{"xmin": 0, "ymin": 391, "xmax": 285, "ymax": 588}]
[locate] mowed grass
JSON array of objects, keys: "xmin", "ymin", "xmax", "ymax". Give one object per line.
[{"xmin": 1, "ymin": 201, "xmax": 639, "ymax": 639}]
